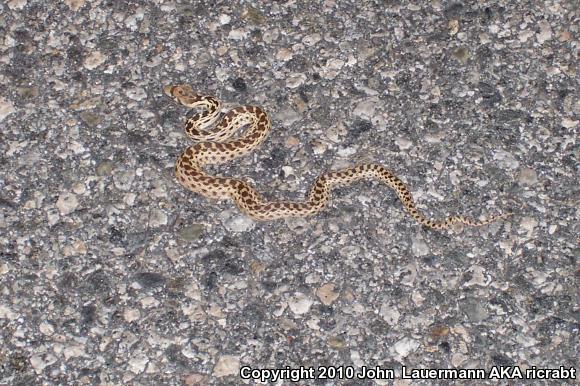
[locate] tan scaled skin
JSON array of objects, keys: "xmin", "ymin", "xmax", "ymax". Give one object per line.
[{"xmin": 164, "ymin": 85, "xmax": 512, "ymax": 229}]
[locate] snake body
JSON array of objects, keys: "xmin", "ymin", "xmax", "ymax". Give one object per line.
[{"xmin": 164, "ymin": 85, "xmax": 511, "ymax": 229}]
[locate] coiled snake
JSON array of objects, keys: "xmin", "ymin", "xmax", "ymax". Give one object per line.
[{"xmin": 164, "ymin": 85, "xmax": 512, "ymax": 229}]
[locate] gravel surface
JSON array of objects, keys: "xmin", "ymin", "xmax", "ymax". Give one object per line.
[{"xmin": 0, "ymin": 1, "xmax": 578, "ymax": 385}]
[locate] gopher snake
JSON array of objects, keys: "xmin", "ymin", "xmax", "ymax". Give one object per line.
[{"xmin": 164, "ymin": 85, "xmax": 512, "ymax": 229}]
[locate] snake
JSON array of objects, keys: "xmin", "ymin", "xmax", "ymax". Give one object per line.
[{"xmin": 164, "ymin": 85, "xmax": 512, "ymax": 229}]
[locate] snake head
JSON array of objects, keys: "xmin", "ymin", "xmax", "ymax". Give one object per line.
[
  {"xmin": 163, "ymin": 84, "xmax": 192, "ymax": 97},
  {"xmin": 163, "ymin": 85, "xmax": 199, "ymax": 106}
]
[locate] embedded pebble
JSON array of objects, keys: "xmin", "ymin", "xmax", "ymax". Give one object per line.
[
  {"xmin": 96, "ymin": 160, "xmax": 115, "ymax": 176},
  {"xmin": 128, "ymin": 354, "xmax": 149, "ymax": 374},
  {"xmin": 56, "ymin": 192, "xmax": 79, "ymax": 216},
  {"xmin": 149, "ymin": 209, "xmax": 168, "ymax": 227},
  {"xmin": 316, "ymin": 283, "xmax": 339, "ymax": 306},
  {"xmin": 276, "ymin": 106, "xmax": 302, "ymax": 126},
  {"xmin": 519, "ymin": 217, "xmax": 538, "ymax": 237},
  {"xmin": 0, "ymin": 98, "xmax": 16, "ymax": 122},
  {"xmin": 63, "ymin": 345, "xmax": 86, "ymax": 360},
  {"xmin": 325, "ymin": 58, "xmax": 345, "ymax": 71},
  {"xmin": 493, "ymin": 150, "xmax": 520, "ymax": 169},
  {"xmin": 286, "ymin": 73, "xmax": 307, "ymax": 89},
  {"xmin": 451, "ymin": 353, "xmax": 469, "ymax": 368},
  {"xmin": 328, "ymin": 336, "xmax": 346, "ymax": 349},
  {"xmin": 80, "ymin": 111, "xmax": 101, "ymax": 127},
  {"xmin": 448, "ymin": 19, "xmax": 459, "ymax": 35},
  {"xmin": 310, "ymin": 139, "xmax": 327, "ymax": 155},
  {"xmin": 213, "ymin": 355, "xmax": 240, "ymax": 377},
  {"xmin": 219, "ymin": 14, "xmax": 231, "ymax": 25},
  {"xmin": 184, "ymin": 374, "xmax": 208, "ymax": 385},
  {"xmin": 353, "ymin": 97, "xmax": 379, "ymax": 119},
  {"xmin": 70, "ymin": 96, "xmax": 101, "ymax": 111},
  {"xmin": 561, "ymin": 118, "xmax": 577, "ymax": 128},
  {"xmin": 83, "ymin": 50, "xmax": 107, "ymax": 70},
  {"xmin": 221, "ymin": 212, "xmax": 255, "ymax": 232},
  {"xmin": 228, "ymin": 28, "xmax": 249, "ymax": 40},
  {"xmin": 46, "ymin": 207, "xmax": 60, "ymax": 226},
  {"xmin": 350, "ymin": 350, "xmax": 364, "ymax": 367},
  {"xmin": 559, "ymin": 30, "xmax": 572, "ymax": 42},
  {"xmin": 411, "ymin": 236, "xmax": 429, "ymax": 256},
  {"xmin": 249, "ymin": 260, "xmax": 265, "ymax": 276},
  {"xmin": 113, "ymin": 170, "xmax": 136, "ymax": 190},
  {"xmin": 392, "ymin": 337, "xmax": 420, "ymax": 359},
  {"xmin": 537, "ymin": 21, "xmax": 553, "ymax": 44},
  {"xmin": 123, "ymin": 193, "xmax": 137, "ymax": 206},
  {"xmin": 517, "ymin": 168, "xmax": 538, "ymax": 186},
  {"xmin": 288, "ymin": 293, "xmax": 313, "ymax": 315},
  {"xmin": 123, "ymin": 308, "xmax": 141, "ymax": 322},
  {"xmin": 379, "ymin": 304, "xmax": 401, "ymax": 325},
  {"xmin": 30, "ymin": 353, "xmax": 57, "ymax": 374},
  {"xmin": 462, "ymin": 299, "xmax": 489, "ymax": 322},
  {"xmin": 7, "ymin": 0, "xmax": 27, "ymax": 10},
  {"xmin": 284, "ymin": 136, "xmax": 300, "ymax": 148},
  {"xmin": 463, "ymin": 266, "xmax": 488, "ymax": 287},
  {"xmin": 39, "ymin": 322, "xmax": 55, "ymax": 335},
  {"xmin": 64, "ymin": 0, "xmax": 85, "ymax": 11},
  {"xmin": 395, "ymin": 136, "xmax": 413, "ymax": 151},
  {"xmin": 519, "ymin": 29, "xmax": 534, "ymax": 43},
  {"xmin": 0, "ymin": 305, "xmax": 15, "ymax": 320},
  {"xmin": 178, "ymin": 224, "xmax": 206, "ymax": 240},
  {"xmin": 302, "ymin": 33, "xmax": 321, "ymax": 46},
  {"xmin": 125, "ymin": 87, "xmax": 147, "ymax": 101},
  {"xmin": 276, "ymin": 48, "xmax": 293, "ymax": 61},
  {"xmin": 337, "ymin": 146, "xmax": 357, "ymax": 157}
]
